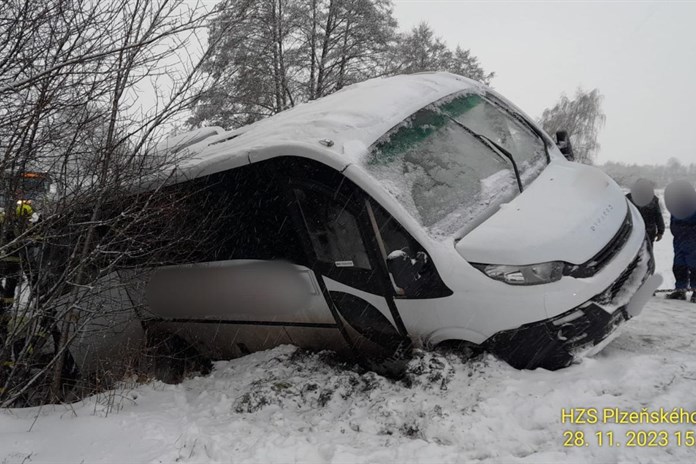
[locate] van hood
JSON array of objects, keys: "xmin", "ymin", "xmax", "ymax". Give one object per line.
[{"xmin": 455, "ymin": 161, "xmax": 630, "ymax": 266}]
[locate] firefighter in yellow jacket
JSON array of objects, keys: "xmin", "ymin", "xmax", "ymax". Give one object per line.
[
  {"xmin": 0, "ymin": 200, "xmax": 34, "ymax": 313},
  {"xmin": 0, "ymin": 200, "xmax": 36, "ymax": 400}
]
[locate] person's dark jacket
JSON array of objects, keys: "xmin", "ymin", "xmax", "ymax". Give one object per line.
[
  {"xmin": 626, "ymin": 193, "xmax": 665, "ymax": 242},
  {"xmin": 671, "ymin": 210, "xmax": 696, "ymax": 249}
]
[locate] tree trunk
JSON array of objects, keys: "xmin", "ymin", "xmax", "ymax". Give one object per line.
[
  {"xmin": 270, "ymin": 0, "xmax": 283, "ymax": 113},
  {"xmin": 308, "ymin": 0, "xmax": 317, "ymax": 100},
  {"xmin": 316, "ymin": 0, "xmax": 335, "ymax": 98},
  {"xmin": 336, "ymin": 16, "xmax": 352, "ymax": 90},
  {"xmin": 276, "ymin": 0, "xmax": 288, "ymax": 109}
]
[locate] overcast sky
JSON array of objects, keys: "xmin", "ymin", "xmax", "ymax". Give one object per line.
[{"xmin": 391, "ymin": 0, "xmax": 696, "ymax": 166}]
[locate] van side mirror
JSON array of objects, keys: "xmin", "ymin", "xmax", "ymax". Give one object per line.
[
  {"xmin": 555, "ymin": 130, "xmax": 575, "ymax": 161},
  {"xmin": 387, "ymin": 249, "xmax": 428, "ymax": 296}
]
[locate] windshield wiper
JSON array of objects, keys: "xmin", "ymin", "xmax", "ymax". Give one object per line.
[{"xmin": 445, "ymin": 116, "xmax": 524, "ymax": 192}]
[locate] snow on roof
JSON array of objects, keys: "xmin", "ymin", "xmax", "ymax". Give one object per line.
[
  {"xmin": 156, "ymin": 127, "xmax": 225, "ymax": 154},
  {"xmin": 173, "ymin": 72, "xmax": 484, "ymax": 178}
]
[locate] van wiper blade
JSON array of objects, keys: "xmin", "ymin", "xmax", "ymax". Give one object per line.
[
  {"xmin": 475, "ymin": 132, "xmax": 524, "ymax": 193},
  {"xmin": 445, "ymin": 116, "xmax": 524, "ymax": 192}
]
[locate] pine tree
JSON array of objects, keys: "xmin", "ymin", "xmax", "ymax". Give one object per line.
[{"xmin": 388, "ymin": 23, "xmax": 494, "ymax": 85}]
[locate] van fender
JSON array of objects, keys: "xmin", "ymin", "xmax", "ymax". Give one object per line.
[{"xmin": 425, "ymin": 327, "xmax": 488, "ymax": 348}]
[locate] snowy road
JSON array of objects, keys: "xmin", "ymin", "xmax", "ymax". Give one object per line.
[{"xmin": 1, "ymin": 230, "xmax": 694, "ymax": 464}]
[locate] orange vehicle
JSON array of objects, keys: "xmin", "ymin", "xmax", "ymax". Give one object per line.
[
  {"xmin": 0, "ymin": 171, "xmax": 54, "ymax": 211},
  {"xmin": 12, "ymin": 171, "xmax": 52, "ymax": 202}
]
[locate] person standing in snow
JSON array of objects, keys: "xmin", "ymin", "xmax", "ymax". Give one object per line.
[
  {"xmin": 626, "ymin": 178, "xmax": 665, "ymax": 244},
  {"xmin": 663, "ymin": 180, "xmax": 696, "ymax": 302}
]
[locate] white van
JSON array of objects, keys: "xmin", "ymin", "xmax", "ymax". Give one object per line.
[{"xmin": 119, "ymin": 72, "xmax": 660, "ymax": 371}]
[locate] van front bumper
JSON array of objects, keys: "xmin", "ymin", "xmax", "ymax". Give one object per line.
[{"xmin": 483, "ymin": 240, "xmax": 656, "ymax": 370}]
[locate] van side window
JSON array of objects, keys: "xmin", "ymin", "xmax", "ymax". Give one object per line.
[
  {"xmin": 372, "ymin": 205, "xmax": 412, "ymax": 256},
  {"xmin": 294, "ymin": 189, "xmax": 371, "ymax": 270},
  {"xmin": 115, "ymin": 163, "xmax": 308, "ymax": 268},
  {"xmin": 371, "ymin": 201, "xmax": 453, "ymax": 299}
]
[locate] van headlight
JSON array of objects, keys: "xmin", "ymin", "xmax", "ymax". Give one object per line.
[{"xmin": 473, "ymin": 261, "xmax": 565, "ymax": 285}]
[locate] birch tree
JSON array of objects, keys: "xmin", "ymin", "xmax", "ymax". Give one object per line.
[{"xmin": 540, "ymin": 88, "xmax": 606, "ymax": 165}]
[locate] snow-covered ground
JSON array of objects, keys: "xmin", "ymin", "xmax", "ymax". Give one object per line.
[{"xmin": 1, "ymin": 245, "xmax": 694, "ymax": 463}]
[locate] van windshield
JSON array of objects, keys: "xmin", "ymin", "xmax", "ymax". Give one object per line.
[{"xmin": 365, "ymin": 92, "xmax": 548, "ymax": 239}]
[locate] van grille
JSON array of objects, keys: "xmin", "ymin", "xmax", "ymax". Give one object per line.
[
  {"xmin": 592, "ymin": 238, "xmax": 652, "ymax": 306},
  {"xmin": 566, "ymin": 208, "xmax": 633, "ymax": 278},
  {"xmin": 600, "ymin": 254, "xmax": 639, "ymax": 304}
]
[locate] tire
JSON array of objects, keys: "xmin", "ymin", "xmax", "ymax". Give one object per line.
[{"xmin": 434, "ymin": 340, "xmax": 483, "ymax": 362}]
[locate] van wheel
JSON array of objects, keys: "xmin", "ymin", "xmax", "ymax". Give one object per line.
[
  {"xmin": 147, "ymin": 333, "xmax": 211, "ymax": 384},
  {"xmin": 434, "ymin": 340, "xmax": 483, "ymax": 362}
]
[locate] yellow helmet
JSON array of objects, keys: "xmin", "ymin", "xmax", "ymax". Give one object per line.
[{"xmin": 16, "ymin": 200, "xmax": 33, "ymax": 217}]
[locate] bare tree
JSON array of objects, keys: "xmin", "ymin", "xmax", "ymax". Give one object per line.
[
  {"xmin": 189, "ymin": 5, "xmax": 493, "ymax": 129},
  {"xmin": 303, "ymin": 0, "xmax": 396, "ymax": 99},
  {"xmin": 188, "ymin": 0, "xmax": 398, "ymax": 128},
  {"xmin": 540, "ymin": 88, "xmax": 606, "ymax": 165},
  {"xmin": 188, "ymin": 0, "xmax": 302, "ymax": 128},
  {"xmin": 0, "ymin": 0, "xmax": 214, "ymax": 406}
]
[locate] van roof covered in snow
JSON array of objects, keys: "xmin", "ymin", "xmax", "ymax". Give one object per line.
[{"xmin": 167, "ymin": 72, "xmax": 483, "ymax": 179}]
